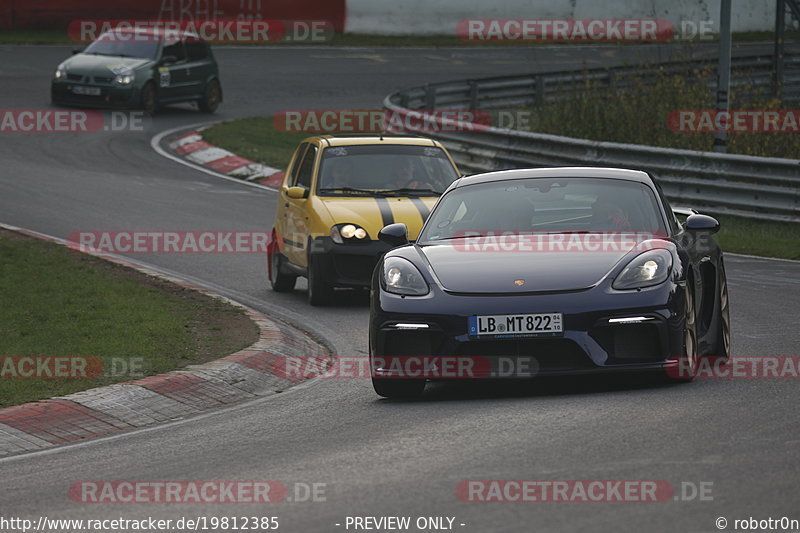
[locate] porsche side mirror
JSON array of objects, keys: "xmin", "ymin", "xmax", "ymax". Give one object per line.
[
  {"xmin": 685, "ymin": 214, "xmax": 720, "ymax": 234},
  {"xmin": 161, "ymin": 55, "xmax": 178, "ymax": 65},
  {"xmin": 72, "ymin": 48, "xmax": 84, "ymax": 55},
  {"xmin": 285, "ymin": 186, "xmax": 308, "ymax": 200},
  {"xmin": 379, "ymin": 223, "xmax": 409, "ymax": 248}
]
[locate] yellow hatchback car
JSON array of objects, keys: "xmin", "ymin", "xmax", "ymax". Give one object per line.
[{"xmin": 268, "ymin": 135, "xmax": 461, "ymax": 305}]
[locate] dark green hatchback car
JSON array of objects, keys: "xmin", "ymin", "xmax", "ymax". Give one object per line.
[{"xmin": 52, "ymin": 28, "xmax": 222, "ymax": 114}]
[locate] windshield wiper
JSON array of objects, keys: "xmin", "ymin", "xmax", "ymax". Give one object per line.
[
  {"xmin": 426, "ymin": 231, "xmax": 597, "ymax": 242},
  {"xmin": 319, "ymin": 187, "xmax": 395, "ymax": 197},
  {"xmin": 387, "ymin": 188, "xmax": 443, "ymax": 196},
  {"xmin": 540, "ymin": 230, "xmax": 601, "ymax": 234},
  {"xmin": 86, "ymin": 52, "xmax": 137, "ymax": 58}
]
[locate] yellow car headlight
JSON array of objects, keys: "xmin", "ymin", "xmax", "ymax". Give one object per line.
[{"xmin": 331, "ymin": 224, "xmax": 369, "ymax": 243}]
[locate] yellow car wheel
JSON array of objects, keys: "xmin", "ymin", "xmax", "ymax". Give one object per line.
[
  {"xmin": 307, "ymin": 252, "xmax": 334, "ymax": 306},
  {"xmin": 269, "ymin": 239, "xmax": 297, "ymax": 292}
]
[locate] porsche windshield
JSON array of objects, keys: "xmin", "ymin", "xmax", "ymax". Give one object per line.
[
  {"xmin": 419, "ymin": 177, "xmax": 668, "ymax": 242},
  {"xmin": 83, "ymin": 32, "xmax": 160, "ymax": 59},
  {"xmin": 317, "ymin": 144, "xmax": 459, "ymax": 196}
]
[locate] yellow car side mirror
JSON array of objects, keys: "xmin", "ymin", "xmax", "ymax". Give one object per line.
[{"xmin": 285, "ymin": 186, "xmax": 308, "ymax": 199}]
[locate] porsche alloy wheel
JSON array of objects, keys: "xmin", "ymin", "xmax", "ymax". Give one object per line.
[
  {"xmin": 667, "ymin": 285, "xmax": 698, "ymax": 382},
  {"xmin": 712, "ymin": 261, "xmax": 731, "ymax": 358}
]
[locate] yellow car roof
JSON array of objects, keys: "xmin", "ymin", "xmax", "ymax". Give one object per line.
[{"xmin": 305, "ymin": 135, "xmax": 442, "ymax": 147}]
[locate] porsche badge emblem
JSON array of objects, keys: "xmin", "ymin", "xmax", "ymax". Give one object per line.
[{"xmin": 514, "ymin": 279, "xmax": 525, "ymax": 286}]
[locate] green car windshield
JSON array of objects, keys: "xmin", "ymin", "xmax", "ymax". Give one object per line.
[
  {"xmin": 317, "ymin": 145, "xmax": 459, "ymax": 197},
  {"xmin": 84, "ymin": 33, "xmax": 160, "ymax": 60}
]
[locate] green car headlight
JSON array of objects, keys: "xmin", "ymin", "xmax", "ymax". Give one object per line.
[{"xmin": 113, "ymin": 73, "xmax": 135, "ymax": 86}]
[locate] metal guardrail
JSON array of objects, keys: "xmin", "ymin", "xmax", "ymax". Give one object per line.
[{"xmin": 385, "ymin": 54, "xmax": 800, "ymax": 223}]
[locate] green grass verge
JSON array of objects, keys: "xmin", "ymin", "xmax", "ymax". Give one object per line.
[
  {"xmin": 714, "ymin": 215, "xmax": 800, "ymax": 260},
  {"xmin": 1, "ymin": 28, "xmax": 797, "ymax": 46},
  {"xmin": 201, "ymin": 116, "xmax": 310, "ymax": 170},
  {"xmin": 0, "ymin": 230, "xmax": 258, "ymax": 407},
  {"xmin": 202, "ymin": 115, "xmax": 799, "ymax": 260}
]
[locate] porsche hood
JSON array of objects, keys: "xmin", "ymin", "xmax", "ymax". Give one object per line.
[{"xmin": 418, "ymin": 236, "xmax": 662, "ymax": 293}]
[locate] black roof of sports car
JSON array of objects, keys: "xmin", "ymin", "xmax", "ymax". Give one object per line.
[{"xmin": 453, "ymin": 167, "xmax": 654, "ymax": 189}]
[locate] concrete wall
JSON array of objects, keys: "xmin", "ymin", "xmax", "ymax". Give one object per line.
[
  {"xmin": 344, "ymin": 0, "xmax": 777, "ymax": 36},
  {"xmin": 0, "ymin": 0, "xmax": 346, "ymax": 31},
  {"xmin": 1, "ymin": 0, "xmax": 777, "ymax": 35}
]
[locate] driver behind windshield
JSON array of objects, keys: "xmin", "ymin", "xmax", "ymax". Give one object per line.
[
  {"xmin": 320, "ymin": 159, "xmax": 353, "ymax": 190},
  {"xmin": 387, "ymin": 157, "xmax": 446, "ymax": 191}
]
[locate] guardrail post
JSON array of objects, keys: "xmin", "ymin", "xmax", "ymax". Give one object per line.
[
  {"xmin": 469, "ymin": 81, "xmax": 478, "ymax": 109},
  {"xmin": 535, "ymin": 77, "xmax": 544, "ymax": 105},
  {"xmin": 774, "ymin": 0, "xmax": 786, "ymax": 98},
  {"xmin": 607, "ymin": 69, "xmax": 617, "ymax": 92},
  {"xmin": 425, "ymin": 85, "xmax": 435, "ymax": 110},
  {"xmin": 713, "ymin": 0, "xmax": 733, "ymax": 153}
]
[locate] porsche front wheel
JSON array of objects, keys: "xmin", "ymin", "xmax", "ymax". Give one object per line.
[{"xmin": 665, "ymin": 285, "xmax": 698, "ymax": 382}]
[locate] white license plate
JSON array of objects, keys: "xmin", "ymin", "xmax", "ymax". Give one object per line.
[
  {"xmin": 71, "ymin": 86, "xmax": 102, "ymax": 96},
  {"xmin": 468, "ymin": 313, "xmax": 563, "ymax": 338}
]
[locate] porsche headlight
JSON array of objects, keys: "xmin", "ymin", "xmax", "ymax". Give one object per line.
[
  {"xmin": 382, "ymin": 257, "xmax": 429, "ymax": 296},
  {"xmin": 113, "ymin": 73, "xmax": 135, "ymax": 86},
  {"xmin": 54, "ymin": 64, "xmax": 66, "ymax": 80},
  {"xmin": 330, "ymin": 223, "xmax": 368, "ymax": 244},
  {"xmin": 613, "ymin": 249, "xmax": 673, "ymax": 290}
]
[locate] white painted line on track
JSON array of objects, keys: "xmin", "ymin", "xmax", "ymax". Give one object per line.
[{"xmin": 726, "ymin": 252, "xmax": 800, "ymax": 264}]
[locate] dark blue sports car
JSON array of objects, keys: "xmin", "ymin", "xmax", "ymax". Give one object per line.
[{"xmin": 369, "ymin": 167, "xmax": 731, "ymax": 398}]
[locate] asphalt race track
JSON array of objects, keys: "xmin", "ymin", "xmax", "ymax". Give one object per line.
[{"xmin": 1, "ymin": 42, "xmax": 799, "ymax": 532}]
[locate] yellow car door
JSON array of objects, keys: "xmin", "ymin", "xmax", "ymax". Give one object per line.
[{"xmin": 281, "ymin": 143, "xmax": 318, "ymax": 267}]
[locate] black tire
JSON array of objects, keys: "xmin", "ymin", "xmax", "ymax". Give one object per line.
[
  {"xmin": 141, "ymin": 82, "xmax": 157, "ymax": 115},
  {"xmin": 198, "ymin": 79, "xmax": 221, "ymax": 113},
  {"xmin": 708, "ymin": 260, "xmax": 731, "ymax": 359},
  {"xmin": 665, "ymin": 285, "xmax": 698, "ymax": 382},
  {"xmin": 269, "ymin": 248, "xmax": 297, "ymax": 292},
  {"xmin": 372, "ymin": 377, "xmax": 426, "ymax": 399},
  {"xmin": 307, "ymin": 254, "xmax": 334, "ymax": 306}
]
